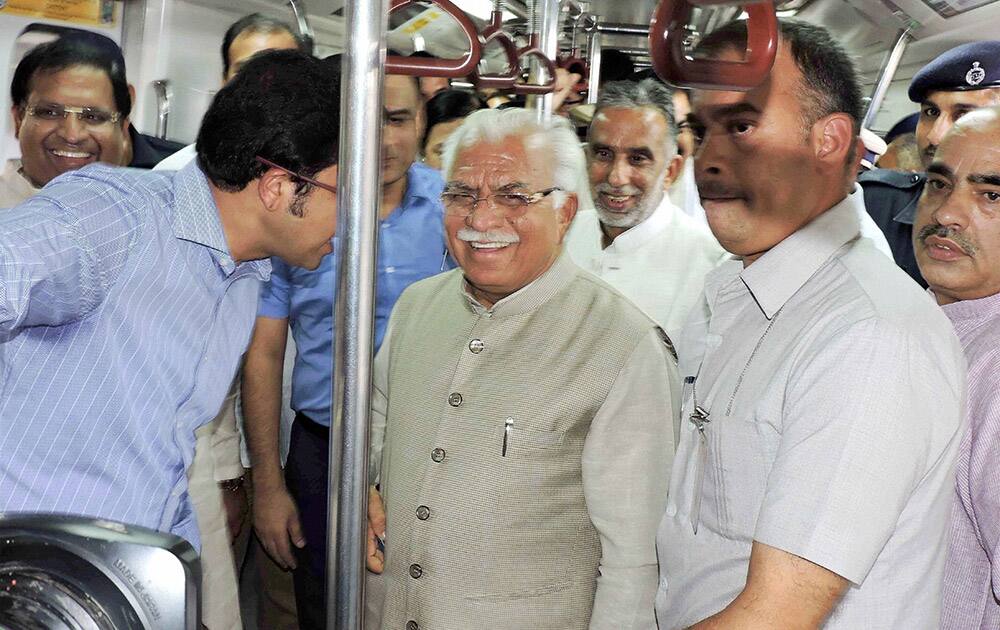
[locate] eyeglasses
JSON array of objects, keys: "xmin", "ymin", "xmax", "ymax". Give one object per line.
[
  {"xmin": 441, "ymin": 187, "xmax": 561, "ymax": 218},
  {"xmin": 24, "ymin": 104, "xmax": 121, "ymax": 127},
  {"xmin": 255, "ymin": 156, "xmax": 338, "ymax": 196}
]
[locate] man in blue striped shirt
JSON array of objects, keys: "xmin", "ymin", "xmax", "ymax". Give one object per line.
[{"xmin": 0, "ymin": 50, "xmax": 340, "ymax": 549}]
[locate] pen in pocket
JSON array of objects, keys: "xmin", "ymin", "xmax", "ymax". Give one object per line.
[{"xmin": 502, "ymin": 417, "xmax": 514, "ymax": 456}]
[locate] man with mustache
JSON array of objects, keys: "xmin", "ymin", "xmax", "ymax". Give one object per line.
[
  {"xmin": 861, "ymin": 41, "xmax": 1000, "ymax": 287},
  {"xmin": 912, "ymin": 107, "xmax": 1000, "ymax": 628},
  {"xmin": 566, "ymin": 78, "xmax": 723, "ymax": 335},
  {"xmin": 366, "ymin": 107, "xmax": 678, "ymax": 629},
  {"xmin": 241, "ymin": 69, "xmax": 448, "ymax": 629},
  {"xmin": 655, "ymin": 20, "xmax": 965, "ymax": 629}
]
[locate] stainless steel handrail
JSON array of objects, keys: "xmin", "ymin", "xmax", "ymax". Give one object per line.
[
  {"xmin": 329, "ymin": 0, "xmax": 386, "ymax": 627},
  {"xmin": 151, "ymin": 79, "xmax": 170, "ymax": 140}
]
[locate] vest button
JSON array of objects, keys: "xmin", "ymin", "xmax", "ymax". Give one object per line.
[
  {"xmin": 416, "ymin": 505, "xmax": 430, "ymax": 520},
  {"xmin": 469, "ymin": 339, "xmax": 485, "ymax": 353},
  {"xmin": 448, "ymin": 392, "xmax": 463, "ymax": 407},
  {"xmin": 409, "ymin": 563, "xmax": 423, "ymax": 579},
  {"xmin": 407, "ymin": 622, "xmax": 419, "ymax": 630},
  {"xmin": 431, "ymin": 448, "xmax": 446, "ymax": 462}
]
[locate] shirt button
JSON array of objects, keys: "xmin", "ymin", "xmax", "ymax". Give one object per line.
[
  {"xmin": 431, "ymin": 448, "xmax": 446, "ymax": 463},
  {"xmin": 407, "ymin": 622, "xmax": 419, "ymax": 630},
  {"xmin": 385, "ymin": 266, "xmax": 396, "ymax": 273},
  {"xmin": 416, "ymin": 505, "xmax": 430, "ymax": 520},
  {"xmin": 409, "ymin": 563, "xmax": 423, "ymax": 579},
  {"xmin": 448, "ymin": 392, "xmax": 463, "ymax": 407},
  {"xmin": 468, "ymin": 339, "xmax": 485, "ymax": 354}
]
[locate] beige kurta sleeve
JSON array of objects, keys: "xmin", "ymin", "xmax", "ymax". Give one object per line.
[
  {"xmin": 369, "ymin": 323, "xmax": 393, "ymax": 486},
  {"xmin": 208, "ymin": 377, "xmax": 245, "ymax": 482},
  {"xmin": 583, "ymin": 327, "xmax": 679, "ymax": 630}
]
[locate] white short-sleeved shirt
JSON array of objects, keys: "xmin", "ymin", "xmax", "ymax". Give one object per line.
[{"xmin": 655, "ymin": 191, "xmax": 966, "ymax": 629}]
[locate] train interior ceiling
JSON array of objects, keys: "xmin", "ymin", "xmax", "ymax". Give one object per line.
[{"xmin": 2, "ymin": 0, "xmax": 1000, "ymax": 164}]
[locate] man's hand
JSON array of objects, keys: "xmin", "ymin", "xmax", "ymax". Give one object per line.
[
  {"xmin": 552, "ymin": 67, "xmax": 584, "ymax": 115},
  {"xmin": 219, "ymin": 477, "xmax": 249, "ymax": 542},
  {"xmin": 367, "ymin": 486, "xmax": 386, "ymax": 573},
  {"xmin": 253, "ymin": 483, "xmax": 306, "ymax": 570}
]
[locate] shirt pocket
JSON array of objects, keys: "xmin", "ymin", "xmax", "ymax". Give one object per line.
[{"xmin": 709, "ymin": 412, "xmax": 780, "ymax": 540}]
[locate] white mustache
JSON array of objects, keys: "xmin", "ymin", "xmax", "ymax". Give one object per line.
[
  {"xmin": 457, "ymin": 228, "xmax": 520, "ymax": 244},
  {"xmin": 595, "ymin": 183, "xmax": 641, "ymax": 196}
]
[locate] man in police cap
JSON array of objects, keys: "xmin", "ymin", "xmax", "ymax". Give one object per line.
[{"xmin": 861, "ymin": 40, "xmax": 1000, "ymax": 286}]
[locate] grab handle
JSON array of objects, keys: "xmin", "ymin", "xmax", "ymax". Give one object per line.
[
  {"xmin": 385, "ymin": 0, "xmax": 482, "ymax": 77},
  {"xmin": 648, "ymin": 0, "xmax": 778, "ymax": 90},
  {"xmin": 512, "ymin": 33, "xmax": 557, "ymax": 95},
  {"xmin": 473, "ymin": 10, "xmax": 521, "ymax": 89}
]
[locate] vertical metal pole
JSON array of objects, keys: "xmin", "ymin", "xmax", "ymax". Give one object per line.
[
  {"xmin": 862, "ymin": 29, "xmax": 911, "ymax": 131},
  {"xmin": 533, "ymin": 0, "xmax": 561, "ymax": 121},
  {"xmin": 329, "ymin": 0, "xmax": 387, "ymax": 627},
  {"xmin": 586, "ymin": 17, "xmax": 601, "ymax": 105}
]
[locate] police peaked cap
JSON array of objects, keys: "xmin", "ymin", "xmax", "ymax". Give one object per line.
[{"xmin": 909, "ymin": 41, "xmax": 1000, "ymax": 102}]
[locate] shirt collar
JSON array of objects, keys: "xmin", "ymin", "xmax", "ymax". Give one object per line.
[
  {"xmin": 8, "ymin": 159, "xmax": 41, "ymax": 192},
  {"xmin": 939, "ymin": 289, "xmax": 1000, "ymax": 323},
  {"xmin": 388, "ymin": 162, "xmax": 445, "ymax": 219},
  {"xmin": 171, "ymin": 160, "xmax": 269, "ymax": 280},
  {"xmin": 739, "ymin": 187, "xmax": 863, "ymax": 319},
  {"xmin": 893, "ymin": 191, "xmax": 920, "ymax": 225},
  {"xmin": 461, "ymin": 250, "xmax": 577, "ymax": 318},
  {"xmin": 603, "ymin": 194, "xmax": 677, "ymax": 252}
]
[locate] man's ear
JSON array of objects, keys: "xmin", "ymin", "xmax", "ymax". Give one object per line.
[
  {"xmin": 11, "ymin": 105, "xmax": 23, "ymax": 139},
  {"xmin": 556, "ymin": 192, "xmax": 578, "ymax": 240},
  {"xmin": 257, "ymin": 167, "xmax": 295, "ymax": 213},
  {"xmin": 662, "ymin": 153, "xmax": 684, "ymax": 190},
  {"xmin": 813, "ymin": 112, "xmax": 854, "ymax": 166}
]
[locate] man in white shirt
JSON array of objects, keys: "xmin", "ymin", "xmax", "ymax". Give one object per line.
[
  {"xmin": 655, "ymin": 19, "xmax": 965, "ymax": 629},
  {"xmin": 566, "ymin": 79, "xmax": 724, "ymax": 335}
]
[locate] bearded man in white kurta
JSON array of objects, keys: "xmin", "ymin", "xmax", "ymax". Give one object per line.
[{"xmin": 366, "ymin": 108, "xmax": 679, "ymax": 630}]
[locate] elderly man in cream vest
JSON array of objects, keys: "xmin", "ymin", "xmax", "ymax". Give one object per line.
[{"xmin": 366, "ymin": 107, "xmax": 679, "ymax": 630}]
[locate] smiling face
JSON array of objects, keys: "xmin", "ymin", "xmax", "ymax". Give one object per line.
[
  {"xmin": 444, "ymin": 136, "xmax": 576, "ymax": 307},
  {"xmin": 587, "ymin": 106, "xmax": 679, "ymax": 232},
  {"xmin": 913, "ymin": 109, "xmax": 1000, "ymax": 305},
  {"xmin": 916, "ymin": 87, "xmax": 1000, "ymax": 169},
  {"xmin": 12, "ymin": 64, "xmax": 128, "ymax": 187},
  {"xmin": 689, "ymin": 44, "xmax": 844, "ymax": 262}
]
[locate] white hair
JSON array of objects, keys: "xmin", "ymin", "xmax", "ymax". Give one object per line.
[{"xmin": 440, "ymin": 108, "xmax": 594, "ymax": 210}]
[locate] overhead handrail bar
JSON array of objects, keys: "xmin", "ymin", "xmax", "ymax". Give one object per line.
[
  {"xmin": 596, "ymin": 23, "xmax": 649, "ymax": 35},
  {"xmin": 473, "ymin": 0, "xmax": 522, "ymax": 89},
  {"xmin": 385, "ymin": 0, "xmax": 482, "ymax": 76},
  {"xmin": 649, "ymin": 0, "xmax": 778, "ymax": 90}
]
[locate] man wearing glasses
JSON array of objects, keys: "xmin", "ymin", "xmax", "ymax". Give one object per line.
[
  {"xmin": 366, "ymin": 107, "xmax": 678, "ymax": 629},
  {"xmin": 0, "ymin": 52, "xmax": 341, "ymax": 623},
  {"xmin": 2, "ymin": 35, "xmax": 131, "ymax": 207}
]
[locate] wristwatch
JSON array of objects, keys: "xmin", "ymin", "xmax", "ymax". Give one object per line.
[{"xmin": 218, "ymin": 475, "xmax": 245, "ymax": 493}]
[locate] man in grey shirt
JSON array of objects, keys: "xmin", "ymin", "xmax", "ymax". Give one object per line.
[{"xmin": 655, "ymin": 20, "xmax": 966, "ymax": 629}]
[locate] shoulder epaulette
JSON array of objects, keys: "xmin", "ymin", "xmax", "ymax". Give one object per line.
[{"xmin": 858, "ymin": 169, "xmax": 926, "ymax": 190}]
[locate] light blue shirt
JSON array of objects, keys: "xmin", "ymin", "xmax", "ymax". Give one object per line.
[
  {"xmin": 0, "ymin": 161, "xmax": 269, "ymax": 547},
  {"xmin": 258, "ymin": 162, "xmax": 449, "ymax": 427}
]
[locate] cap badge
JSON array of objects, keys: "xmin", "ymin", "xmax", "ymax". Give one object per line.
[{"xmin": 967, "ymin": 61, "xmax": 986, "ymax": 86}]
